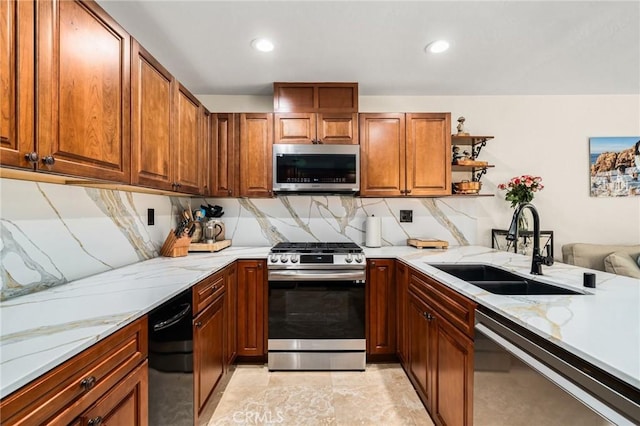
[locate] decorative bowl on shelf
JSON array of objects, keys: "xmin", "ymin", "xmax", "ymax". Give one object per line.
[{"xmin": 453, "ymin": 180, "xmax": 481, "ymax": 194}]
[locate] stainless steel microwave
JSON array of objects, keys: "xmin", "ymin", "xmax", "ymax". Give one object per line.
[{"xmin": 273, "ymin": 144, "xmax": 360, "ymax": 193}]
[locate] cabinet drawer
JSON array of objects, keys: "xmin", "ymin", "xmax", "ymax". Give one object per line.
[
  {"xmin": 409, "ymin": 269, "xmax": 476, "ymax": 338},
  {"xmin": 0, "ymin": 317, "xmax": 148, "ymax": 425},
  {"xmin": 193, "ymin": 270, "xmax": 226, "ymax": 315}
]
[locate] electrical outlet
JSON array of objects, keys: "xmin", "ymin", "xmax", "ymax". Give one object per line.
[
  {"xmin": 147, "ymin": 208, "xmax": 155, "ymax": 226},
  {"xmin": 400, "ymin": 210, "xmax": 413, "ymax": 223}
]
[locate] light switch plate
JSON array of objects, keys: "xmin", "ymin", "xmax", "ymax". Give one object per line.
[{"xmin": 400, "ymin": 210, "xmax": 413, "ymax": 223}]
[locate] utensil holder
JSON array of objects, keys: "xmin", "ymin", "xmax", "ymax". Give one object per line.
[{"xmin": 160, "ymin": 230, "xmax": 192, "ymax": 257}]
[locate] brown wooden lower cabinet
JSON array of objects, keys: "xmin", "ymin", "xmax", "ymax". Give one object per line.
[
  {"xmin": 367, "ymin": 259, "xmax": 396, "ymax": 356},
  {"xmin": 236, "ymin": 259, "xmax": 267, "ymax": 357},
  {"xmin": 404, "ymin": 267, "xmax": 476, "ymax": 426},
  {"xmin": 0, "ymin": 318, "xmax": 148, "ymax": 425},
  {"xmin": 78, "ymin": 360, "xmax": 148, "ymax": 426},
  {"xmin": 396, "ymin": 260, "xmax": 409, "ymax": 364},
  {"xmin": 193, "ymin": 293, "xmax": 225, "ymax": 417},
  {"xmin": 224, "ymin": 262, "xmax": 238, "ymax": 369}
]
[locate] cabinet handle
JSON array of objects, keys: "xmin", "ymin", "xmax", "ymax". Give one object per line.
[
  {"xmin": 370, "ymin": 261, "xmax": 376, "ymax": 267},
  {"xmin": 195, "ymin": 321, "xmax": 202, "ymax": 328},
  {"xmin": 424, "ymin": 312, "xmax": 434, "ymax": 321},
  {"xmin": 406, "ymin": 189, "xmax": 412, "ymax": 194},
  {"xmin": 25, "ymin": 152, "xmax": 39, "ymax": 164},
  {"xmin": 212, "ymin": 284, "xmax": 217, "ymax": 291},
  {"xmin": 80, "ymin": 375, "xmax": 96, "ymax": 391},
  {"xmin": 42, "ymin": 155, "xmax": 55, "ymax": 167},
  {"xmin": 257, "ymin": 263, "xmax": 262, "ymax": 269},
  {"xmin": 228, "ymin": 189, "xmax": 232, "ymax": 196},
  {"xmin": 88, "ymin": 416, "xmax": 103, "ymax": 426}
]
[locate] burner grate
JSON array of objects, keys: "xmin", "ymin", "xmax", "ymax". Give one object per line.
[{"xmin": 271, "ymin": 242, "xmax": 362, "ymax": 254}]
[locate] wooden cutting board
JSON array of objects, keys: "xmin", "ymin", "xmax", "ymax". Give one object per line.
[
  {"xmin": 407, "ymin": 238, "xmax": 449, "ymax": 249},
  {"xmin": 189, "ymin": 239, "xmax": 232, "ymax": 253}
]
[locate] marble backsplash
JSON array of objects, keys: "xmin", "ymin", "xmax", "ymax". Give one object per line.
[
  {"xmin": 1, "ymin": 178, "xmax": 479, "ymax": 300},
  {"xmin": 195, "ymin": 195, "xmax": 478, "ymax": 247},
  {"xmin": 0, "ymin": 178, "xmax": 189, "ymax": 300}
]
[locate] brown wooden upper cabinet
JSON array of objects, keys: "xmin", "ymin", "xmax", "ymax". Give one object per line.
[
  {"xmin": 274, "ymin": 113, "xmax": 358, "ymax": 144},
  {"xmin": 131, "ymin": 40, "xmax": 174, "ymax": 191},
  {"xmin": 131, "ymin": 40, "xmax": 205, "ymax": 195},
  {"xmin": 0, "ymin": 0, "xmax": 35, "ymax": 170},
  {"xmin": 239, "ymin": 113, "xmax": 273, "ymax": 198},
  {"xmin": 273, "ymin": 82, "xmax": 358, "ymax": 113},
  {"xmin": 36, "ymin": 0, "xmax": 131, "ymax": 183},
  {"xmin": 210, "ymin": 113, "xmax": 238, "ymax": 197},
  {"xmin": 360, "ymin": 113, "xmax": 451, "ymax": 197},
  {"xmin": 173, "ymin": 83, "xmax": 204, "ymax": 194}
]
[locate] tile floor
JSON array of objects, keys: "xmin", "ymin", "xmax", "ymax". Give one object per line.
[{"xmin": 207, "ymin": 363, "xmax": 434, "ymax": 426}]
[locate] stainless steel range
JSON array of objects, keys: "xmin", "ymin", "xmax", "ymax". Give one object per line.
[{"xmin": 267, "ymin": 242, "xmax": 366, "ymax": 371}]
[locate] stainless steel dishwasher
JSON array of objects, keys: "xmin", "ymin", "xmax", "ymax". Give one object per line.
[{"xmin": 474, "ymin": 308, "xmax": 640, "ymax": 425}]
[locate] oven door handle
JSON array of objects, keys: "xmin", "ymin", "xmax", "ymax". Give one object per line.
[{"xmin": 268, "ymin": 270, "xmax": 366, "ymax": 281}]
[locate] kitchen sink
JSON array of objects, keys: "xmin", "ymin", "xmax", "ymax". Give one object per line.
[{"xmin": 428, "ymin": 264, "xmax": 585, "ymax": 296}]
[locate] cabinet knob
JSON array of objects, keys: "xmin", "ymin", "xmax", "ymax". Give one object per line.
[
  {"xmin": 424, "ymin": 312, "xmax": 434, "ymax": 321},
  {"xmin": 212, "ymin": 285, "xmax": 217, "ymax": 291},
  {"xmin": 88, "ymin": 416, "xmax": 103, "ymax": 426},
  {"xmin": 25, "ymin": 152, "xmax": 39, "ymax": 164},
  {"xmin": 406, "ymin": 189, "xmax": 412, "ymax": 194},
  {"xmin": 257, "ymin": 263, "xmax": 263, "ymax": 269},
  {"xmin": 195, "ymin": 321, "xmax": 202, "ymax": 328},
  {"xmin": 370, "ymin": 261, "xmax": 376, "ymax": 267},
  {"xmin": 228, "ymin": 189, "xmax": 232, "ymax": 196},
  {"xmin": 80, "ymin": 375, "xmax": 96, "ymax": 391},
  {"xmin": 42, "ymin": 155, "xmax": 55, "ymax": 167}
]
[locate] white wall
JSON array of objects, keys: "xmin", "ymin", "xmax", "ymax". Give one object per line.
[{"xmin": 198, "ymin": 94, "xmax": 640, "ymax": 249}]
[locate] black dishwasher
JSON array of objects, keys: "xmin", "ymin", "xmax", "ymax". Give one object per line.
[{"xmin": 148, "ymin": 288, "xmax": 195, "ymax": 426}]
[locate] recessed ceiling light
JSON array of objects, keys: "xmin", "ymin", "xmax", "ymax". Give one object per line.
[
  {"xmin": 425, "ymin": 40, "xmax": 450, "ymax": 54},
  {"xmin": 251, "ymin": 38, "xmax": 274, "ymax": 52}
]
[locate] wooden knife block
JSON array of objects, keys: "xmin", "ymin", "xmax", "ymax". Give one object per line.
[{"xmin": 160, "ymin": 230, "xmax": 191, "ymax": 257}]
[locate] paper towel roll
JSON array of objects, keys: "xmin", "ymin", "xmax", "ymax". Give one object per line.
[{"xmin": 365, "ymin": 216, "xmax": 382, "ymax": 247}]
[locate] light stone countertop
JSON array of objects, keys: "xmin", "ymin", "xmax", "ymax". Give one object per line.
[{"xmin": 1, "ymin": 245, "xmax": 639, "ymax": 399}]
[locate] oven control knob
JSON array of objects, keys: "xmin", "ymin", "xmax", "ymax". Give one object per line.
[
  {"xmin": 345, "ymin": 254, "xmax": 353, "ymax": 263},
  {"xmin": 280, "ymin": 254, "xmax": 289, "ymax": 263},
  {"xmin": 269, "ymin": 255, "xmax": 279, "ymax": 263},
  {"xmin": 290, "ymin": 255, "xmax": 299, "ymax": 263},
  {"xmin": 355, "ymin": 254, "xmax": 363, "ymax": 263}
]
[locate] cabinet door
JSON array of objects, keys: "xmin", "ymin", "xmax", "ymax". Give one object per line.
[
  {"xmin": 239, "ymin": 113, "xmax": 273, "ymax": 198},
  {"xmin": 317, "ymin": 113, "xmax": 358, "ymax": 144},
  {"xmin": 408, "ymin": 291, "xmax": 433, "ymax": 411},
  {"xmin": 273, "ymin": 82, "xmax": 358, "ymax": 113},
  {"xmin": 236, "ymin": 260, "xmax": 266, "ymax": 357},
  {"xmin": 396, "ymin": 260, "xmax": 409, "ymax": 365},
  {"xmin": 210, "ymin": 113, "xmax": 237, "ymax": 197},
  {"xmin": 0, "ymin": 0, "xmax": 34, "ymax": 169},
  {"xmin": 80, "ymin": 360, "xmax": 148, "ymax": 426},
  {"xmin": 431, "ymin": 315, "xmax": 473, "ymax": 426},
  {"xmin": 274, "ymin": 113, "xmax": 315, "ymax": 144},
  {"xmin": 130, "ymin": 40, "xmax": 174, "ymax": 191},
  {"xmin": 406, "ymin": 113, "xmax": 451, "ymax": 196},
  {"xmin": 224, "ymin": 263, "xmax": 238, "ymax": 369},
  {"xmin": 367, "ymin": 259, "xmax": 396, "ymax": 356},
  {"xmin": 359, "ymin": 113, "xmax": 405, "ymax": 196},
  {"xmin": 37, "ymin": 0, "xmax": 130, "ymax": 182},
  {"xmin": 174, "ymin": 83, "xmax": 202, "ymax": 194},
  {"xmin": 193, "ymin": 295, "xmax": 225, "ymax": 416}
]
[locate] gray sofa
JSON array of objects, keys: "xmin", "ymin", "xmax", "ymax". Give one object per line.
[{"xmin": 562, "ymin": 243, "xmax": 640, "ymax": 278}]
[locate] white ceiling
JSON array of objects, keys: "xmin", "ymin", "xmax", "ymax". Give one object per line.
[{"xmin": 97, "ymin": 1, "xmax": 640, "ymax": 96}]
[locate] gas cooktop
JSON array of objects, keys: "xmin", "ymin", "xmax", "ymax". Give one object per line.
[{"xmin": 270, "ymin": 242, "xmax": 363, "ymax": 254}]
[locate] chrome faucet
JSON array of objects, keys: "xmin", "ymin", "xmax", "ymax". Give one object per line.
[{"xmin": 506, "ymin": 203, "xmax": 554, "ymax": 275}]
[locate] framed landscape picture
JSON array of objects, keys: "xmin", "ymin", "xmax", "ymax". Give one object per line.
[{"xmin": 589, "ymin": 136, "xmax": 640, "ymax": 197}]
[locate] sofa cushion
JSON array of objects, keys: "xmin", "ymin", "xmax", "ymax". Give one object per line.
[
  {"xmin": 562, "ymin": 243, "xmax": 640, "ymax": 272},
  {"xmin": 604, "ymin": 252, "xmax": 640, "ymax": 278}
]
